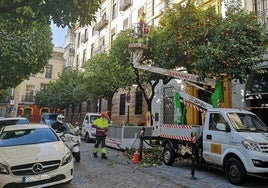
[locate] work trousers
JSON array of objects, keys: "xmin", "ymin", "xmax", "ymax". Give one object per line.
[{"xmin": 93, "ymin": 136, "xmax": 107, "ymax": 154}]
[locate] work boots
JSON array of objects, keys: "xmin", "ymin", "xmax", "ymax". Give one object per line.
[
  {"xmin": 93, "ymin": 152, "xmax": 98, "ymax": 158},
  {"xmin": 101, "ymin": 153, "xmax": 108, "ymax": 159}
]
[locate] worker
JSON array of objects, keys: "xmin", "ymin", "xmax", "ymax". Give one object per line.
[
  {"xmin": 92, "ymin": 111, "xmax": 109, "ymax": 159},
  {"xmin": 190, "ymin": 131, "xmax": 197, "ymax": 180},
  {"xmin": 138, "ymin": 12, "xmax": 146, "ymax": 37}
]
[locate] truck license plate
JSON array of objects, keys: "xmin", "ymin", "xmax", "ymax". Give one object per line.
[{"xmin": 22, "ymin": 174, "xmax": 50, "ymax": 183}]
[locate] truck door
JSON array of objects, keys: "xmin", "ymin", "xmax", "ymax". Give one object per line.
[{"xmin": 203, "ymin": 112, "xmax": 231, "ymax": 165}]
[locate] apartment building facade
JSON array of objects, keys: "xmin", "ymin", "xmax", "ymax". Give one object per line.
[
  {"xmin": 64, "ymin": 0, "xmax": 267, "ymax": 125},
  {"xmin": 11, "ymin": 47, "xmax": 64, "ymax": 122}
]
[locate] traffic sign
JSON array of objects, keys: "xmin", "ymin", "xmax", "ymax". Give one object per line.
[{"xmin": 126, "ymin": 92, "xmax": 131, "ymax": 103}]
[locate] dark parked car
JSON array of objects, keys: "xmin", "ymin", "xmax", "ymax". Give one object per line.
[{"xmin": 40, "ymin": 113, "xmax": 59, "ymax": 126}]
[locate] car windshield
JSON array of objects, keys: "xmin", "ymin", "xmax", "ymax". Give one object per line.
[
  {"xmin": 227, "ymin": 112, "xmax": 268, "ymax": 132},
  {"xmin": 90, "ymin": 115, "xmax": 101, "ymax": 123},
  {"xmin": 47, "ymin": 114, "xmax": 58, "ymax": 120},
  {"xmin": 0, "ymin": 128, "xmax": 59, "ymax": 147}
]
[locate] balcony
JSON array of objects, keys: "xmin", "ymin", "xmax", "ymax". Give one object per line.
[
  {"xmin": 21, "ymin": 95, "xmax": 35, "ymax": 103},
  {"xmin": 81, "ymin": 34, "xmax": 88, "ymax": 43},
  {"xmin": 65, "ymin": 43, "xmax": 75, "ymax": 54},
  {"xmin": 120, "ymin": 0, "xmax": 132, "ymax": 11},
  {"xmin": 95, "ymin": 19, "xmax": 109, "ymax": 31},
  {"xmin": 93, "ymin": 46, "xmax": 105, "ymax": 54},
  {"xmin": 69, "ymin": 48, "xmax": 75, "ymax": 54}
]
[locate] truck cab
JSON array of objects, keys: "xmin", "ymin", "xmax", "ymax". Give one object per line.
[
  {"xmin": 81, "ymin": 113, "xmax": 101, "ymax": 143},
  {"xmin": 203, "ymin": 108, "xmax": 268, "ymax": 185}
]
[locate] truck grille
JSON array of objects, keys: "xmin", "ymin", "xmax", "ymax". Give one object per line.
[
  {"xmin": 259, "ymin": 143, "xmax": 268, "ymax": 153},
  {"xmin": 11, "ymin": 160, "xmax": 61, "ymax": 175}
]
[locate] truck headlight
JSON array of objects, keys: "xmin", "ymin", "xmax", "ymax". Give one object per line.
[
  {"xmin": 0, "ymin": 163, "xmax": 9, "ymax": 174},
  {"xmin": 242, "ymin": 140, "xmax": 261, "ymax": 152}
]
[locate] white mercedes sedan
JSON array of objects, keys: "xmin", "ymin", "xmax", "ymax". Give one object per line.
[{"xmin": 0, "ymin": 124, "xmax": 74, "ymax": 188}]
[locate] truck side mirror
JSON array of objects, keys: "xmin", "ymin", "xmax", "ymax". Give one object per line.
[{"xmin": 216, "ymin": 123, "xmax": 227, "ymax": 131}]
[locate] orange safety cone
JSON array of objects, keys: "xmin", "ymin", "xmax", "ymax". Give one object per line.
[{"xmin": 131, "ymin": 150, "xmax": 140, "ymax": 164}]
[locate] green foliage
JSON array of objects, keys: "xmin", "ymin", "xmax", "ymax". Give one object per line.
[
  {"xmin": 83, "ymin": 53, "xmax": 118, "ymax": 101},
  {"xmin": 0, "ymin": 89, "xmax": 9, "ymax": 99},
  {"xmin": 0, "ymin": 0, "xmax": 100, "ymax": 27},
  {"xmin": 0, "ymin": 19, "xmax": 53, "ymax": 89},
  {"xmin": 83, "ymin": 31, "xmax": 137, "ymax": 111},
  {"xmin": 126, "ymin": 147, "xmax": 163, "ymax": 167},
  {"xmin": 35, "ymin": 82, "xmax": 59, "ymax": 110},
  {"xmin": 0, "ymin": 0, "xmax": 100, "ymax": 89},
  {"xmin": 35, "ymin": 69, "xmax": 88, "ymax": 111}
]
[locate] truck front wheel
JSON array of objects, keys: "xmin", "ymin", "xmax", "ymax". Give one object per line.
[
  {"xmin": 224, "ymin": 158, "xmax": 247, "ymax": 186},
  {"xmin": 85, "ymin": 133, "xmax": 90, "ymax": 143},
  {"xmin": 163, "ymin": 147, "xmax": 175, "ymax": 166}
]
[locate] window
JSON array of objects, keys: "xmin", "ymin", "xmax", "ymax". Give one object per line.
[
  {"xmin": 123, "ymin": 18, "xmax": 128, "ymax": 30},
  {"xmin": 76, "ymin": 55, "xmax": 79, "ymax": 70},
  {"xmin": 77, "ymin": 32, "xmax": 81, "ymax": 46},
  {"xmin": 119, "ymin": 94, "xmax": 126, "ymax": 115},
  {"xmin": 209, "ymin": 113, "xmax": 226, "ymax": 131},
  {"xmin": 253, "ymin": 0, "xmax": 268, "ymax": 27},
  {"xmin": 45, "ymin": 65, "xmax": 52, "ymax": 78},
  {"xmin": 102, "ymin": 12, "xmax": 107, "ymax": 21},
  {"xmin": 111, "ymin": 28, "xmax": 116, "ymax": 43},
  {"xmin": 100, "ymin": 37, "xmax": 105, "ymax": 53},
  {"xmin": 135, "ymin": 91, "xmax": 143, "ymax": 115},
  {"xmin": 112, "ymin": 1, "xmax": 118, "ymax": 19},
  {"xmin": 84, "ymin": 28, "xmax": 88, "ymax": 42},
  {"xmin": 92, "ymin": 26, "xmax": 96, "ymax": 36},
  {"xmin": 25, "ymin": 85, "xmax": 34, "ymax": 102},
  {"xmin": 91, "ymin": 44, "xmax": 94, "ymax": 57},
  {"xmin": 111, "ymin": 33, "xmax": 115, "ymax": 43},
  {"xmin": 82, "ymin": 49, "xmax": 86, "ymax": 68},
  {"xmin": 40, "ymin": 83, "xmax": 48, "ymax": 90}
]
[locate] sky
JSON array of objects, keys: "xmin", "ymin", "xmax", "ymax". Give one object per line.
[{"xmin": 51, "ymin": 23, "xmax": 68, "ymax": 47}]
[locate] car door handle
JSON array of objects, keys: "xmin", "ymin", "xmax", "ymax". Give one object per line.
[{"xmin": 206, "ymin": 135, "xmax": 212, "ymax": 140}]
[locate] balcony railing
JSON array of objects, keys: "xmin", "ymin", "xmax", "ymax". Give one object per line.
[
  {"xmin": 21, "ymin": 95, "xmax": 35, "ymax": 102},
  {"xmin": 81, "ymin": 34, "xmax": 88, "ymax": 43},
  {"xmin": 93, "ymin": 46, "xmax": 105, "ymax": 54},
  {"xmin": 120, "ymin": 0, "xmax": 131, "ymax": 11},
  {"xmin": 65, "ymin": 43, "xmax": 75, "ymax": 54},
  {"xmin": 95, "ymin": 19, "xmax": 109, "ymax": 31}
]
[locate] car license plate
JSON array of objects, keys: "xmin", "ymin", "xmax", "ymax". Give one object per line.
[{"xmin": 22, "ymin": 174, "xmax": 50, "ymax": 183}]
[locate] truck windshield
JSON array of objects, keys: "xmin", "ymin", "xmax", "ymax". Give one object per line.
[{"xmin": 227, "ymin": 113, "xmax": 268, "ymax": 132}]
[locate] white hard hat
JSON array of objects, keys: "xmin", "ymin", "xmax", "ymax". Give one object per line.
[{"xmin": 57, "ymin": 114, "xmax": 64, "ymax": 124}]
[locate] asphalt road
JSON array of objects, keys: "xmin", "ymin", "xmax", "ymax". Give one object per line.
[{"xmin": 50, "ymin": 140, "xmax": 268, "ymax": 188}]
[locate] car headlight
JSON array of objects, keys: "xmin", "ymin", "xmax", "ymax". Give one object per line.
[
  {"xmin": 242, "ymin": 140, "xmax": 261, "ymax": 152},
  {"xmin": 0, "ymin": 163, "xmax": 9, "ymax": 174},
  {"xmin": 61, "ymin": 152, "xmax": 73, "ymax": 166}
]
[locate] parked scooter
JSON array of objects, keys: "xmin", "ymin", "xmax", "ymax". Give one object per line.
[{"xmin": 59, "ymin": 122, "xmax": 81, "ymax": 162}]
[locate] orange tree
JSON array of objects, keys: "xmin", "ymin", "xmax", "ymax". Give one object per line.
[{"xmin": 151, "ymin": 1, "xmax": 266, "ymax": 82}]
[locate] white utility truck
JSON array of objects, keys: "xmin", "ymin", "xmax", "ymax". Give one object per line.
[
  {"xmin": 128, "ymin": 42, "xmax": 268, "ymax": 185},
  {"xmin": 81, "ymin": 113, "xmax": 101, "ymax": 143}
]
